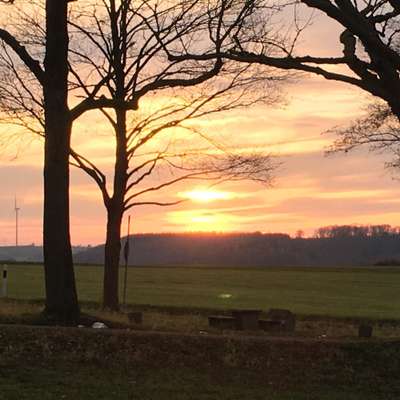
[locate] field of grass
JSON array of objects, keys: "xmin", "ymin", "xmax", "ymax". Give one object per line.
[
  {"xmin": 2, "ymin": 264, "xmax": 400, "ymax": 319},
  {"xmin": 2, "ymin": 265, "xmax": 400, "ymax": 400}
]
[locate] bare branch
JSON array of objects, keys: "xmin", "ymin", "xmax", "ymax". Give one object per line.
[{"xmin": 0, "ymin": 28, "xmax": 45, "ymax": 85}]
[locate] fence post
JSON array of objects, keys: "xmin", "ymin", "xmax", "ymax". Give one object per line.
[{"xmin": 2, "ymin": 264, "xmax": 7, "ymax": 298}]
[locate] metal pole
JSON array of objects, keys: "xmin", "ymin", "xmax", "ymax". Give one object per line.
[
  {"xmin": 15, "ymin": 197, "xmax": 20, "ymax": 247},
  {"xmin": 2, "ymin": 265, "xmax": 8, "ymax": 298},
  {"xmin": 122, "ymin": 215, "xmax": 131, "ymax": 307},
  {"xmin": 16, "ymin": 207, "xmax": 18, "ymax": 247}
]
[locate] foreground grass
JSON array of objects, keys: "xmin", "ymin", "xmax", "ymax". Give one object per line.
[
  {"xmin": 0, "ymin": 325, "xmax": 399, "ymax": 400},
  {"xmin": 0, "ymin": 363, "xmax": 392, "ymax": 400},
  {"xmin": 3, "ymin": 264, "xmax": 400, "ymax": 319}
]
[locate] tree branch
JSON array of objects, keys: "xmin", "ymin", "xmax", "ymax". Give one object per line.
[{"xmin": 0, "ymin": 28, "xmax": 45, "ymax": 85}]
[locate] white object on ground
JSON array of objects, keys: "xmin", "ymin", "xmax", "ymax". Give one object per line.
[
  {"xmin": 218, "ymin": 293, "xmax": 232, "ymax": 299},
  {"xmin": 92, "ymin": 322, "xmax": 108, "ymax": 329}
]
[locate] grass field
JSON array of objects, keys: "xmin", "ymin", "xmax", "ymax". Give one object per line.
[
  {"xmin": 3, "ymin": 264, "xmax": 400, "ymax": 319},
  {"xmin": 2, "ymin": 265, "xmax": 400, "ymax": 400}
]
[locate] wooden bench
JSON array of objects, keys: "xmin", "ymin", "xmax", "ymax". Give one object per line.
[
  {"xmin": 209, "ymin": 308, "xmax": 296, "ymax": 333},
  {"xmin": 258, "ymin": 319, "xmax": 284, "ymax": 331},
  {"xmin": 260, "ymin": 309, "xmax": 296, "ymax": 332},
  {"xmin": 231, "ymin": 309, "xmax": 261, "ymax": 331},
  {"xmin": 209, "ymin": 310, "xmax": 262, "ymax": 331},
  {"xmin": 208, "ymin": 315, "xmax": 236, "ymax": 330}
]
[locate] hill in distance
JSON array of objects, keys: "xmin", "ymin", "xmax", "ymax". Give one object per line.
[{"xmin": 0, "ymin": 245, "xmax": 90, "ymax": 263}]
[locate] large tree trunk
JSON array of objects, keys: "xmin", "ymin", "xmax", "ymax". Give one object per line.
[
  {"xmin": 102, "ymin": 108, "xmax": 128, "ymax": 310},
  {"xmin": 42, "ymin": 0, "xmax": 79, "ymax": 324}
]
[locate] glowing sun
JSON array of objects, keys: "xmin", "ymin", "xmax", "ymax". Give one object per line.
[{"xmin": 180, "ymin": 189, "xmax": 233, "ymax": 203}]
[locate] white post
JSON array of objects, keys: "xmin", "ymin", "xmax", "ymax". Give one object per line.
[{"xmin": 2, "ymin": 265, "xmax": 7, "ymax": 298}]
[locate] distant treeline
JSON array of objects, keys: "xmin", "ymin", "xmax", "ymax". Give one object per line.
[
  {"xmin": 74, "ymin": 225, "xmax": 400, "ymax": 267},
  {"xmin": 314, "ymin": 224, "xmax": 400, "ymax": 238},
  {"xmin": 2, "ymin": 225, "xmax": 400, "ymax": 267}
]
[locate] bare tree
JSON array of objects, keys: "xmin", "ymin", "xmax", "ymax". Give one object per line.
[
  {"xmin": 0, "ymin": 0, "xmax": 287, "ymax": 311},
  {"xmin": 69, "ymin": 0, "xmax": 285, "ymax": 310},
  {"xmin": 164, "ymin": 1, "xmax": 400, "ymax": 120},
  {"xmin": 0, "ymin": 0, "xmax": 79, "ymax": 324},
  {"xmin": 72, "ymin": 101, "xmax": 277, "ymax": 311},
  {"xmin": 327, "ymin": 101, "xmax": 400, "ymax": 168}
]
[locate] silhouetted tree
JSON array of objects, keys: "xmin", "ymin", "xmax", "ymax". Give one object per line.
[
  {"xmin": 315, "ymin": 224, "xmax": 396, "ymax": 238},
  {"xmin": 0, "ymin": 0, "xmax": 79, "ymax": 323},
  {"xmin": 69, "ymin": 0, "xmax": 283, "ymax": 310},
  {"xmin": 167, "ymin": 1, "xmax": 400, "ymax": 119},
  {"xmin": 162, "ymin": 1, "xmax": 400, "ymax": 191},
  {"xmin": 328, "ymin": 101, "xmax": 400, "ymax": 170},
  {"xmin": 0, "ymin": 0, "xmax": 286, "ymax": 311}
]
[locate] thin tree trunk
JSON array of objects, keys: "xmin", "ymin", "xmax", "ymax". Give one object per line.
[
  {"xmin": 101, "ymin": 2, "xmax": 128, "ymax": 310},
  {"xmin": 103, "ymin": 204, "xmax": 124, "ymax": 310},
  {"xmin": 42, "ymin": 0, "xmax": 79, "ymax": 324},
  {"xmin": 102, "ymin": 108, "xmax": 128, "ymax": 310}
]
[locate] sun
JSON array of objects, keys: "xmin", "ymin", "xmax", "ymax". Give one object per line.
[{"xmin": 180, "ymin": 189, "xmax": 233, "ymax": 203}]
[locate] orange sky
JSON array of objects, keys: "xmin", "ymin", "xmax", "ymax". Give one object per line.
[{"xmin": 0, "ymin": 7, "xmax": 399, "ymax": 245}]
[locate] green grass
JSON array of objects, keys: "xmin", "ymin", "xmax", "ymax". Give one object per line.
[
  {"xmin": 3, "ymin": 264, "xmax": 400, "ymax": 319},
  {"xmin": 1, "ymin": 324, "xmax": 400, "ymax": 400},
  {"xmin": 0, "ymin": 363, "xmax": 392, "ymax": 400}
]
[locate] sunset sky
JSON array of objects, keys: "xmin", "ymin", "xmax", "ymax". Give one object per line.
[{"xmin": 0, "ymin": 5, "xmax": 399, "ymax": 246}]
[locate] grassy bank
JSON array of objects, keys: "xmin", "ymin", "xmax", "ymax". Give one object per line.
[
  {"xmin": 2, "ymin": 264, "xmax": 400, "ymax": 319},
  {"xmin": 0, "ymin": 325, "xmax": 399, "ymax": 400},
  {"xmin": 2, "ymin": 298, "xmax": 400, "ymax": 339}
]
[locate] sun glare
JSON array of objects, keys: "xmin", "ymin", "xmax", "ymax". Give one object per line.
[
  {"xmin": 180, "ymin": 189, "xmax": 233, "ymax": 203},
  {"xmin": 188, "ymin": 213, "xmax": 232, "ymax": 231},
  {"xmin": 168, "ymin": 210, "xmax": 233, "ymax": 231}
]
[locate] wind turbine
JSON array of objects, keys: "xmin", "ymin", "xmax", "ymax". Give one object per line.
[{"xmin": 14, "ymin": 196, "xmax": 20, "ymax": 247}]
